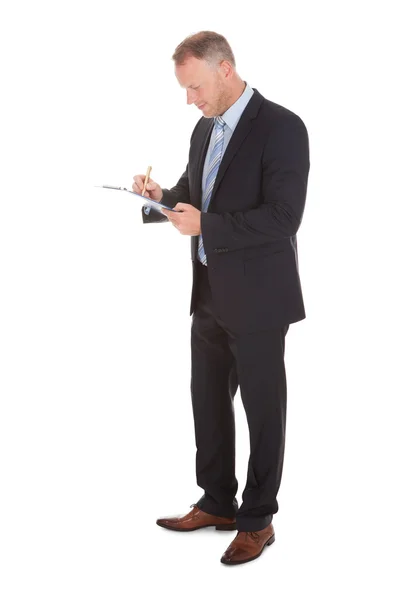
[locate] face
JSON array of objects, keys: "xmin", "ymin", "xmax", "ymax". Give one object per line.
[{"xmin": 175, "ymin": 56, "xmax": 231, "ymax": 118}]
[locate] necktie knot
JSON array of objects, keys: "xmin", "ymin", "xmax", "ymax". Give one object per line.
[{"xmin": 215, "ymin": 116, "xmax": 225, "ymax": 130}]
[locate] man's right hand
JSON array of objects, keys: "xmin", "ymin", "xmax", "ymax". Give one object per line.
[{"xmin": 132, "ymin": 175, "xmax": 163, "ymax": 202}]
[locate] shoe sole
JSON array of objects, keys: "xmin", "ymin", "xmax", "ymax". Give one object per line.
[
  {"xmin": 220, "ymin": 534, "xmax": 275, "ymax": 565},
  {"xmin": 157, "ymin": 522, "xmax": 237, "ymax": 532}
]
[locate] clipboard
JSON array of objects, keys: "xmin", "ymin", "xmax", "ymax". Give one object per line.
[{"xmin": 95, "ymin": 185, "xmax": 178, "ymax": 213}]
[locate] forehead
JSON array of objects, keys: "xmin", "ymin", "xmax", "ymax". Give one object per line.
[{"xmin": 175, "ymin": 56, "xmax": 213, "ymax": 87}]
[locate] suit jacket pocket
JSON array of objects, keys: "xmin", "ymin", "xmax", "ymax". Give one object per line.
[{"xmin": 244, "ymin": 250, "xmax": 285, "ymax": 276}]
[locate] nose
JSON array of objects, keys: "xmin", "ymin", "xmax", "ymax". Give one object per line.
[{"xmin": 186, "ymin": 89, "xmax": 196, "ymax": 105}]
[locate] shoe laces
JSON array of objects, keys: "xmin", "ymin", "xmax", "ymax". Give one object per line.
[{"xmin": 247, "ymin": 531, "xmax": 260, "ymax": 543}]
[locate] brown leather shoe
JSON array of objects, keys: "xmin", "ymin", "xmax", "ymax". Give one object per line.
[
  {"xmin": 156, "ymin": 505, "xmax": 236, "ymax": 532},
  {"xmin": 221, "ymin": 523, "xmax": 275, "ymax": 565}
]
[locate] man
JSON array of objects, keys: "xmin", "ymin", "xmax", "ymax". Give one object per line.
[{"xmin": 133, "ymin": 31, "xmax": 310, "ymax": 566}]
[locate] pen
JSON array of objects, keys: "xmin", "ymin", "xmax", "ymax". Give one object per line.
[{"xmin": 142, "ymin": 166, "xmax": 152, "ymax": 197}]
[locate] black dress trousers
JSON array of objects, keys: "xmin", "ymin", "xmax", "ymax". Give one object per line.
[{"xmin": 191, "ymin": 260, "xmax": 289, "ymax": 532}]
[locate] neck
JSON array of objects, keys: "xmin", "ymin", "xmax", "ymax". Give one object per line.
[{"xmin": 225, "ymin": 78, "xmax": 246, "ymax": 111}]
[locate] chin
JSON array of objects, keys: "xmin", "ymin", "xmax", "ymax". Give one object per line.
[
  {"xmin": 203, "ymin": 108, "xmax": 215, "ymax": 118},
  {"xmin": 197, "ymin": 104, "xmax": 212, "ymax": 118}
]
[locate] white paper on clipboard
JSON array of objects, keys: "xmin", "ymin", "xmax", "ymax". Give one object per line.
[{"xmin": 95, "ymin": 185, "xmax": 178, "ymax": 214}]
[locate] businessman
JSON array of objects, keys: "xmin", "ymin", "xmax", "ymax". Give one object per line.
[{"xmin": 133, "ymin": 31, "xmax": 310, "ymax": 566}]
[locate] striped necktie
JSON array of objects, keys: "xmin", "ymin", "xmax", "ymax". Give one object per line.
[{"xmin": 197, "ymin": 116, "xmax": 225, "ymax": 265}]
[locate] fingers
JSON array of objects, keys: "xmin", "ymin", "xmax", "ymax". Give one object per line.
[
  {"xmin": 132, "ymin": 175, "xmax": 161, "ymax": 200},
  {"xmin": 132, "ymin": 175, "xmax": 148, "ymax": 196},
  {"xmin": 144, "ymin": 181, "xmax": 157, "ymax": 197},
  {"xmin": 162, "ymin": 209, "xmax": 178, "ymax": 225},
  {"xmin": 161, "ymin": 208, "xmax": 173, "ymax": 220},
  {"xmin": 171, "ymin": 220, "xmax": 181, "ymax": 231},
  {"xmin": 161, "ymin": 209, "xmax": 185, "ymax": 234}
]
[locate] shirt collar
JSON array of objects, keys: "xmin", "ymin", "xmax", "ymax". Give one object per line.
[{"xmin": 220, "ymin": 82, "xmax": 254, "ymax": 131}]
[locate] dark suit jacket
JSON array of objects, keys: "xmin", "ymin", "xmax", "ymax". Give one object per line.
[{"xmin": 142, "ymin": 89, "xmax": 310, "ymax": 334}]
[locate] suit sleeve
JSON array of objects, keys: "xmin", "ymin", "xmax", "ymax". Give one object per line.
[
  {"xmin": 200, "ymin": 114, "xmax": 310, "ymax": 252},
  {"xmin": 160, "ymin": 166, "xmax": 190, "ymax": 208},
  {"xmin": 141, "ymin": 168, "xmax": 189, "ymax": 224},
  {"xmin": 141, "ymin": 118, "xmax": 204, "ymax": 223}
]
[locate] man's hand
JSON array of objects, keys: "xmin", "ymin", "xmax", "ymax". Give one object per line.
[
  {"xmin": 132, "ymin": 174, "xmax": 163, "ymax": 202},
  {"xmin": 161, "ymin": 203, "xmax": 202, "ymax": 236}
]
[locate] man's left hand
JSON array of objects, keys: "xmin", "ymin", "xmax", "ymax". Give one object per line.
[{"xmin": 161, "ymin": 203, "xmax": 202, "ymax": 236}]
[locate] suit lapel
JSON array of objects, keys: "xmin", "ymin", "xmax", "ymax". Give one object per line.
[
  {"xmin": 208, "ymin": 90, "xmax": 263, "ymax": 207},
  {"xmin": 210, "ymin": 118, "xmax": 253, "ymax": 203},
  {"xmin": 191, "ymin": 90, "xmax": 263, "ymax": 209}
]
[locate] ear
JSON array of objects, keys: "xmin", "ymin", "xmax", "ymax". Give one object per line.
[{"xmin": 219, "ymin": 60, "xmax": 233, "ymax": 79}]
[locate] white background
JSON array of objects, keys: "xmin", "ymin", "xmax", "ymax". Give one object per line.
[{"xmin": 1, "ymin": 0, "xmax": 399, "ymax": 598}]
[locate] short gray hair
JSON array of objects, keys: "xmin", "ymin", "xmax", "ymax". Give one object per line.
[{"xmin": 172, "ymin": 31, "xmax": 236, "ymax": 67}]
